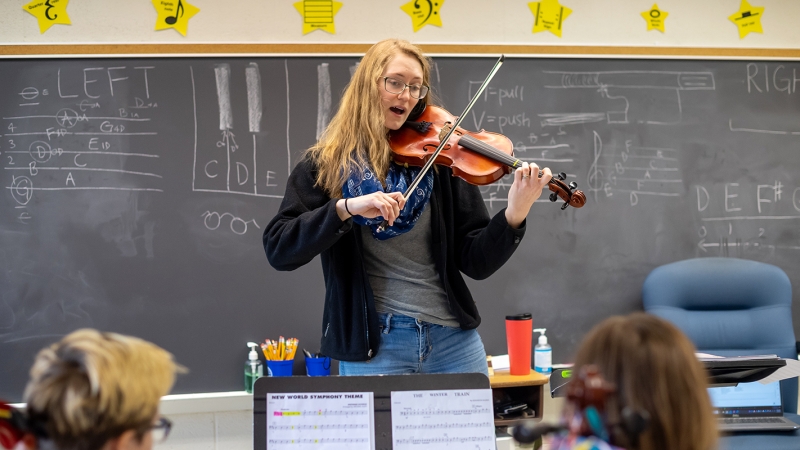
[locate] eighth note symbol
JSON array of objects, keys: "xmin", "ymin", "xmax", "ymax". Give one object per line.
[{"xmin": 165, "ymin": 0, "xmax": 184, "ymax": 25}]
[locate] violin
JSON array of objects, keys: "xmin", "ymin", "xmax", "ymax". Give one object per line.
[
  {"xmin": 513, "ymin": 365, "xmax": 650, "ymax": 445},
  {"xmin": 389, "ymin": 105, "xmax": 586, "ymax": 210}
]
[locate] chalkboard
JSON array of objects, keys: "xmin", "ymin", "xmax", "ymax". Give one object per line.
[{"xmin": 1, "ymin": 56, "xmax": 799, "ymax": 401}]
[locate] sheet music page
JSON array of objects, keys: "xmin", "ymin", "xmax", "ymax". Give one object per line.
[
  {"xmin": 390, "ymin": 389, "xmax": 496, "ymax": 450},
  {"xmin": 759, "ymin": 359, "xmax": 800, "ymax": 384},
  {"xmin": 266, "ymin": 392, "xmax": 375, "ymax": 450}
]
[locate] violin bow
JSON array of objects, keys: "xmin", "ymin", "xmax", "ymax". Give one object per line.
[{"xmin": 376, "ymin": 55, "xmax": 505, "ymax": 232}]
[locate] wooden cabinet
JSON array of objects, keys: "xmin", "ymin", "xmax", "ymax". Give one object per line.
[{"xmin": 489, "ymin": 369, "xmax": 548, "ymax": 428}]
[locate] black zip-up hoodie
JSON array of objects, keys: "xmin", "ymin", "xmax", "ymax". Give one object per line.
[{"xmin": 263, "ymin": 157, "xmax": 525, "ymax": 361}]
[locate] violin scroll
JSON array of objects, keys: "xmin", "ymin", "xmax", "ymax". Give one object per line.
[{"xmin": 546, "ymin": 172, "xmax": 587, "ymax": 210}]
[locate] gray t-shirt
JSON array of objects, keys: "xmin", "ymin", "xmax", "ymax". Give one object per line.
[{"xmin": 360, "ymin": 205, "xmax": 460, "ymax": 327}]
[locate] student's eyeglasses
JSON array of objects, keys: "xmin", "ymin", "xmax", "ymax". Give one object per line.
[
  {"xmin": 379, "ymin": 76, "xmax": 429, "ymax": 99},
  {"xmin": 149, "ymin": 416, "xmax": 173, "ymax": 443}
]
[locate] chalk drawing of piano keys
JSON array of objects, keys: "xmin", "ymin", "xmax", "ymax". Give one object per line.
[
  {"xmin": 542, "ymin": 70, "xmax": 715, "ymax": 125},
  {"xmin": 190, "ymin": 62, "xmax": 291, "ymax": 198}
]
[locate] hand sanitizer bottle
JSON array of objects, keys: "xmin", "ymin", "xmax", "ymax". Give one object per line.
[
  {"xmin": 533, "ymin": 328, "xmax": 552, "ymax": 374},
  {"xmin": 245, "ymin": 342, "xmax": 263, "ymax": 393}
]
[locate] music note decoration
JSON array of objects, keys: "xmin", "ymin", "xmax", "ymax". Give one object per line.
[
  {"xmin": 293, "ymin": 0, "xmax": 344, "ymax": 35},
  {"xmin": 728, "ymin": 0, "xmax": 765, "ymax": 39},
  {"xmin": 151, "ymin": 0, "xmax": 200, "ymax": 36},
  {"xmin": 22, "ymin": 0, "xmax": 71, "ymax": 34},
  {"xmin": 528, "ymin": 0, "xmax": 573, "ymax": 37}
]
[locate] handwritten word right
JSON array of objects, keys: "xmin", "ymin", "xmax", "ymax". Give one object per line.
[{"xmin": 746, "ymin": 63, "xmax": 800, "ymax": 95}]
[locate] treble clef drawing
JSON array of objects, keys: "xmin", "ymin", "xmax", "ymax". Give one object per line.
[{"xmin": 586, "ymin": 130, "xmax": 604, "ymax": 201}]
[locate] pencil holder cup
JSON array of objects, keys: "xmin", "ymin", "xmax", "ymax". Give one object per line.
[
  {"xmin": 267, "ymin": 360, "xmax": 294, "ymax": 377},
  {"xmin": 305, "ymin": 356, "xmax": 331, "ymax": 376}
]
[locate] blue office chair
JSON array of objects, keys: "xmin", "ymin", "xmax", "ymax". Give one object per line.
[{"xmin": 642, "ymin": 257, "xmax": 798, "ymax": 414}]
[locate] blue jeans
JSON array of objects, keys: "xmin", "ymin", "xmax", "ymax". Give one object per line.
[{"xmin": 338, "ymin": 313, "xmax": 489, "ymax": 376}]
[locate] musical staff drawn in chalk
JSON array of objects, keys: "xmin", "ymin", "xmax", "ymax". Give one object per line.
[{"xmin": 2, "ymin": 66, "xmax": 165, "ymax": 224}]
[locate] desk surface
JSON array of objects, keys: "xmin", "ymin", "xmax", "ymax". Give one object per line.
[{"xmin": 490, "ymin": 370, "xmax": 549, "ymax": 388}]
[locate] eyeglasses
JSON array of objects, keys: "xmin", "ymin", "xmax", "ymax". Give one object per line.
[
  {"xmin": 379, "ymin": 76, "xmax": 429, "ymax": 99},
  {"xmin": 149, "ymin": 416, "xmax": 173, "ymax": 443}
]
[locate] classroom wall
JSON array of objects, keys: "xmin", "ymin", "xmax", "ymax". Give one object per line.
[{"xmin": 1, "ymin": 0, "xmax": 799, "ymax": 52}]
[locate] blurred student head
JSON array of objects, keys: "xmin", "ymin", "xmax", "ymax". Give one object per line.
[
  {"xmin": 22, "ymin": 329, "xmax": 184, "ymax": 450},
  {"xmin": 570, "ymin": 312, "xmax": 717, "ymax": 450}
]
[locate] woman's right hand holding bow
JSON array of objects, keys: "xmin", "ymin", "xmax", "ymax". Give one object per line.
[{"xmin": 336, "ymin": 192, "xmax": 407, "ymax": 226}]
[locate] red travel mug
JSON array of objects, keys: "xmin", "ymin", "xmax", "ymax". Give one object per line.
[{"xmin": 506, "ymin": 313, "xmax": 533, "ymax": 375}]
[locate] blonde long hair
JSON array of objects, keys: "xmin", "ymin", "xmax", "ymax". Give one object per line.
[
  {"xmin": 572, "ymin": 313, "xmax": 717, "ymax": 450},
  {"xmin": 306, "ymin": 39, "xmax": 433, "ymax": 198}
]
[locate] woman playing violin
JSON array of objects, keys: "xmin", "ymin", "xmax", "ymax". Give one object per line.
[{"xmin": 263, "ymin": 38, "xmax": 553, "ymax": 376}]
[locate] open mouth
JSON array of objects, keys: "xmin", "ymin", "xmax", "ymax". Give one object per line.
[{"xmin": 389, "ymin": 106, "xmax": 405, "ymax": 115}]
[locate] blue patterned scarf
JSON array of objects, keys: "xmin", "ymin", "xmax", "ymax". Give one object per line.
[{"xmin": 342, "ymin": 162, "xmax": 434, "ymax": 240}]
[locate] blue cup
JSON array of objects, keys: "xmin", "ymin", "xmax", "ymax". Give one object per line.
[
  {"xmin": 305, "ymin": 356, "xmax": 331, "ymax": 376},
  {"xmin": 267, "ymin": 360, "xmax": 294, "ymax": 377}
]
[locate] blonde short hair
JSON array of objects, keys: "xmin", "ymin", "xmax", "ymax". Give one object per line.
[
  {"xmin": 23, "ymin": 329, "xmax": 183, "ymax": 450},
  {"xmin": 572, "ymin": 313, "xmax": 717, "ymax": 450}
]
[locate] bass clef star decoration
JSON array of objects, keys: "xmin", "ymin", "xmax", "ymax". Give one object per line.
[{"xmin": 401, "ymin": 0, "xmax": 444, "ymax": 33}]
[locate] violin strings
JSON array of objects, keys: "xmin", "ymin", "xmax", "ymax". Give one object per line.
[
  {"xmin": 458, "ymin": 134, "xmax": 561, "ymax": 188},
  {"xmin": 457, "ymin": 135, "xmax": 519, "ymax": 167}
]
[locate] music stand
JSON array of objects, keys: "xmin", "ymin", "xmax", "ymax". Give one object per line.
[
  {"xmin": 702, "ymin": 357, "xmax": 785, "ymax": 385},
  {"xmin": 253, "ymin": 373, "xmax": 491, "ymax": 450}
]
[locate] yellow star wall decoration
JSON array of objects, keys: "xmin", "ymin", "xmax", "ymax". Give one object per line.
[
  {"xmin": 400, "ymin": 0, "xmax": 444, "ymax": 33},
  {"xmin": 294, "ymin": 0, "xmax": 343, "ymax": 35},
  {"xmin": 641, "ymin": 3, "xmax": 667, "ymax": 32},
  {"xmin": 528, "ymin": 0, "xmax": 572, "ymax": 37},
  {"xmin": 729, "ymin": 0, "xmax": 764, "ymax": 39},
  {"xmin": 152, "ymin": 0, "xmax": 200, "ymax": 36},
  {"xmin": 23, "ymin": 0, "xmax": 71, "ymax": 34}
]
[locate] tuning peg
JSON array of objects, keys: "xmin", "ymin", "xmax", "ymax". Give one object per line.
[
  {"xmin": 568, "ymin": 181, "xmax": 578, "ymax": 190},
  {"xmin": 549, "ymin": 192, "xmax": 558, "ymax": 202},
  {"xmin": 557, "ymin": 172, "xmax": 566, "ymax": 181},
  {"xmin": 561, "ymin": 202, "xmax": 569, "ymax": 210}
]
